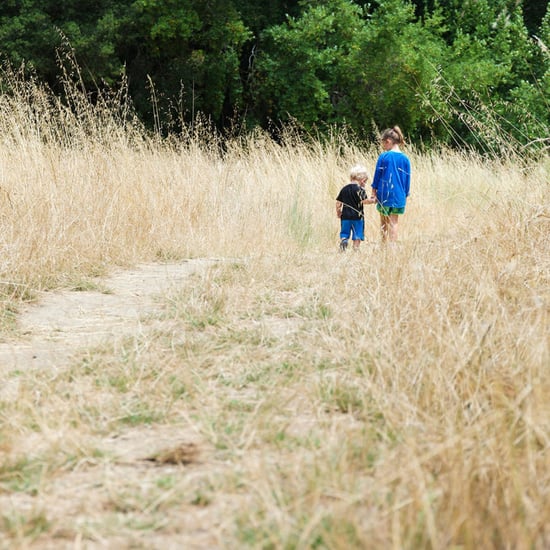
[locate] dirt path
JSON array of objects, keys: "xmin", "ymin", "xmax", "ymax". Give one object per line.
[
  {"xmin": 0, "ymin": 260, "xmax": 215, "ymax": 372},
  {"xmin": 0, "ymin": 259, "xmax": 236, "ymax": 549}
]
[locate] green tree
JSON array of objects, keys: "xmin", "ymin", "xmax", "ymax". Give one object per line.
[
  {"xmin": 0, "ymin": 1, "xmax": 60, "ymax": 77},
  {"xmin": 499, "ymin": 4, "xmax": 550, "ymax": 152},
  {"xmin": 349, "ymin": 0, "xmax": 448, "ymax": 140},
  {"xmin": 0, "ymin": 1, "xmax": 130, "ymax": 88},
  {"xmin": 252, "ymin": 0, "xmax": 448, "ymax": 140},
  {"xmin": 0, "ymin": 0, "xmax": 253, "ymax": 131},
  {"xmin": 121, "ymin": 0, "xmax": 251, "ymax": 130},
  {"xmin": 0, "ymin": 0, "xmax": 546, "ymax": 147},
  {"xmin": 424, "ymin": 0, "xmax": 546, "ymax": 150},
  {"xmin": 251, "ymin": 0, "xmax": 367, "ymax": 131}
]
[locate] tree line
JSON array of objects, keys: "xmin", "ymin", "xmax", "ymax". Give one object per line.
[{"xmin": 0, "ymin": 0, "xmax": 548, "ymax": 151}]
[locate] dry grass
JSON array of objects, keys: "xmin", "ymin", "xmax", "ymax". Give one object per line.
[{"xmin": 0, "ymin": 67, "xmax": 549, "ymax": 548}]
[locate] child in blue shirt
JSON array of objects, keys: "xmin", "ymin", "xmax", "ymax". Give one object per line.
[{"xmin": 371, "ymin": 126, "xmax": 411, "ymax": 242}]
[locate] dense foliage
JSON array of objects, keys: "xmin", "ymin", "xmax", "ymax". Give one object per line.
[{"xmin": 0, "ymin": 0, "xmax": 548, "ymax": 150}]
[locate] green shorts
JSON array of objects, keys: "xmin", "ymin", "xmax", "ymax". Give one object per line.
[{"xmin": 376, "ymin": 204, "xmax": 405, "ymax": 216}]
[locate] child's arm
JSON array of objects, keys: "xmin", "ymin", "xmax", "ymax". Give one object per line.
[
  {"xmin": 360, "ymin": 186, "xmax": 376, "ymax": 205},
  {"xmin": 336, "ymin": 201, "xmax": 343, "ymax": 218},
  {"xmin": 361, "ymin": 196, "xmax": 376, "ymax": 205}
]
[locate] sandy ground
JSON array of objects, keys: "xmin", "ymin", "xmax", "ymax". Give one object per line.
[{"xmin": 0, "ymin": 260, "xmax": 216, "ymax": 371}]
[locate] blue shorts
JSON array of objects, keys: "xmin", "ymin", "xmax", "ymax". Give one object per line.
[{"xmin": 340, "ymin": 219, "xmax": 365, "ymax": 241}]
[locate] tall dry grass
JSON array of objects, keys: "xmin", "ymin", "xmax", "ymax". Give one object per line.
[
  {"xmin": 0, "ymin": 68, "xmax": 362, "ymax": 309},
  {"xmin": 0, "ymin": 65, "xmax": 548, "ymax": 548}
]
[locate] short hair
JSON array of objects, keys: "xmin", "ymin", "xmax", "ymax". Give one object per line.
[{"xmin": 350, "ymin": 164, "xmax": 369, "ymax": 180}]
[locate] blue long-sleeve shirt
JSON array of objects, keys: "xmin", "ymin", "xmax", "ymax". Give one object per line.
[{"xmin": 371, "ymin": 151, "xmax": 411, "ymax": 208}]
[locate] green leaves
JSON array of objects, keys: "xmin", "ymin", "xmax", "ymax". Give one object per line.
[
  {"xmin": 0, "ymin": 0, "xmax": 546, "ymax": 149},
  {"xmin": 253, "ymin": 0, "xmax": 366, "ymax": 130},
  {"xmin": 133, "ymin": 0, "xmax": 200, "ymax": 46}
]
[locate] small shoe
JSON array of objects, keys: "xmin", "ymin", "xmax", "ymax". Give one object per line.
[{"xmin": 339, "ymin": 239, "xmax": 348, "ymax": 252}]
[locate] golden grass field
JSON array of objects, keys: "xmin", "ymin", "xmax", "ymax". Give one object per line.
[{"xmin": 0, "ymin": 74, "xmax": 549, "ymax": 548}]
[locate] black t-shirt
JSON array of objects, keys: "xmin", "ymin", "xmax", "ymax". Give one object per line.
[{"xmin": 336, "ymin": 183, "xmax": 367, "ymax": 220}]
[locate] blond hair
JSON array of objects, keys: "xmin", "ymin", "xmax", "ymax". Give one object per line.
[{"xmin": 350, "ymin": 164, "xmax": 369, "ymax": 181}]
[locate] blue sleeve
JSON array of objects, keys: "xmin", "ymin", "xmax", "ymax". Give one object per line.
[
  {"xmin": 371, "ymin": 154, "xmax": 385, "ymax": 190},
  {"xmin": 404, "ymin": 157, "xmax": 411, "ymax": 196}
]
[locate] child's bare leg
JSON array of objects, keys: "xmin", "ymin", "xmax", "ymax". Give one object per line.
[
  {"xmin": 380, "ymin": 215, "xmax": 390, "ymax": 242},
  {"xmin": 352, "ymin": 240, "xmax": 361, "ymax": 250},
  {"xmin": 388, "ymin": 214, "xmax": 399, "ymax": 241}
]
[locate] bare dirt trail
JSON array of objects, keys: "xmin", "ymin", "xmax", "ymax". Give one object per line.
[
  {"xmin": 0, "ymin": 259, "xmax": 215, "ymax": 372},
  {"xmin": 0, "ymin": 259, "xmax": 237, "ymax": 549}
]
